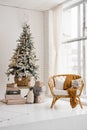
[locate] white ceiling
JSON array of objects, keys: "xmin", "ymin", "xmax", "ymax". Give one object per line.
[{"xmin": 0, "ymin": 0, "xmax": 68, "ymax": 11}]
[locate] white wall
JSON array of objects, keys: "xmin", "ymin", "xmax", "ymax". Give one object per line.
[{"xmin": 0, "ymin": 6, "xmax": 44, "ymax": 86}]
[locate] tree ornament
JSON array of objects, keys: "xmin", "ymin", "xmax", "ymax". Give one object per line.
[
  {"xmin": 26, "ymin": 51, "xmax": 29, "ymax": 55},
  {"xmin": 18, "ymin": 77, "xmax": 22, "ymax": 81}
]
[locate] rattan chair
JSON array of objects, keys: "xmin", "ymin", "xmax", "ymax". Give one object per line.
[{"xmin": 48, "ymin": 74, "xmax": 84, "ymax": 109}]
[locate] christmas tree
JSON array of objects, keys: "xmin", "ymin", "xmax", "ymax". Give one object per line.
[{"xmin": 7, "ymin": 23, "xmax": 39, "ymax": 81}]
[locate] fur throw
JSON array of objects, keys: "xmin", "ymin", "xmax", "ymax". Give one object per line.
[{"xmin": 67, "ymin": 88, "xmax": 78, "ymax": 108}]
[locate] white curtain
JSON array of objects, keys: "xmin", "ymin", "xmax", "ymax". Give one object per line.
[
  {"xmin": 44, "ymin": 5, "xmax": 63, "ymax": 95},
  {"xmin": 49, "ymin": 5, "xmax": 63, "ymax": 76}
]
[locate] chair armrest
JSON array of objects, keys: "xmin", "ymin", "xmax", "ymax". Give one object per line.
[
  {"xmin": 78, "ymin": 80, "xmax": 84, "ymax": 96},
  {"xmin": 48, "ymin": 77, "xmax": 55, "ymax": 96}
]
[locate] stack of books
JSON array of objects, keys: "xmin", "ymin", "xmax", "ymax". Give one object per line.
[{"xmin": 5, "ymin": 83, "xmax": 26, "ymax": 105}]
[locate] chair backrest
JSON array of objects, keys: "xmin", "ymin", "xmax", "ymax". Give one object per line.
[{"xmin": 48, "ymin": 74, "xmax": 84, "ymax": 96}]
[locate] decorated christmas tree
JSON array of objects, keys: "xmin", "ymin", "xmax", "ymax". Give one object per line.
[{"xmin": 6, "ymin": 23, "xmax": 39, "ymax": 83}]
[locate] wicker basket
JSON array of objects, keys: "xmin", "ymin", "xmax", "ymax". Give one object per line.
[{"xmin": 14, "ymin": 77, "xmax": 30, "ymax": 86}]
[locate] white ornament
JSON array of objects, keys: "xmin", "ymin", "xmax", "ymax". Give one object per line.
[
  {"xmin": 26, "ymin": 51, "xmax": 29, "ymax": 55},
  {"xmin": 18, "ymin": 77, "xmax": 22, "ymax": 81}
]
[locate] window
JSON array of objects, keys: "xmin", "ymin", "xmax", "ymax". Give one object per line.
[{"xmin": 59, "ymin": 0, "xmax": 87, "ymax": 94}]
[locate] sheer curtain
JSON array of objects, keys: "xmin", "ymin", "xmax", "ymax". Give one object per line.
[
  {"xmin": 50, "ymin": 5, "xmax": 63, "ymax": 75},
  {"xmin": 44, "ymin": 5, "xmax": 63, "ymax": 94}
]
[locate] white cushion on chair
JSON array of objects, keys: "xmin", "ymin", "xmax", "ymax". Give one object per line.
[
  {"xmin": 55, "ymin": 76, "xmax": 66, "ymax": 90},
  {"xmin": 53, "ymin": 88, "xmax": 80, "ymax": 96},
  {"xmin": 53, "ymin": 88, "xmax": 68, "ymax": 95}
]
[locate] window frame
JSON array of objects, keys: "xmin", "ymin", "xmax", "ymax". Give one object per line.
[{"xmin": 62, "ymin": 1, "xmax": 87, "ymax": 94}]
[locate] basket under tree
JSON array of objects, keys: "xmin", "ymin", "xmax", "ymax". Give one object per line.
[{"xmin": 6, "ymin": 23, "xmax": 39, "ymax": 86}]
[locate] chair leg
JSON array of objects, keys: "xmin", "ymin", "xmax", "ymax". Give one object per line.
[
  {"xmin": 50, "ymin": 97, "xmax": 57, "ymax": 108},
  {"xmin": 78, "ymin": 97, "xmax": 83, "ymax": 109}
]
